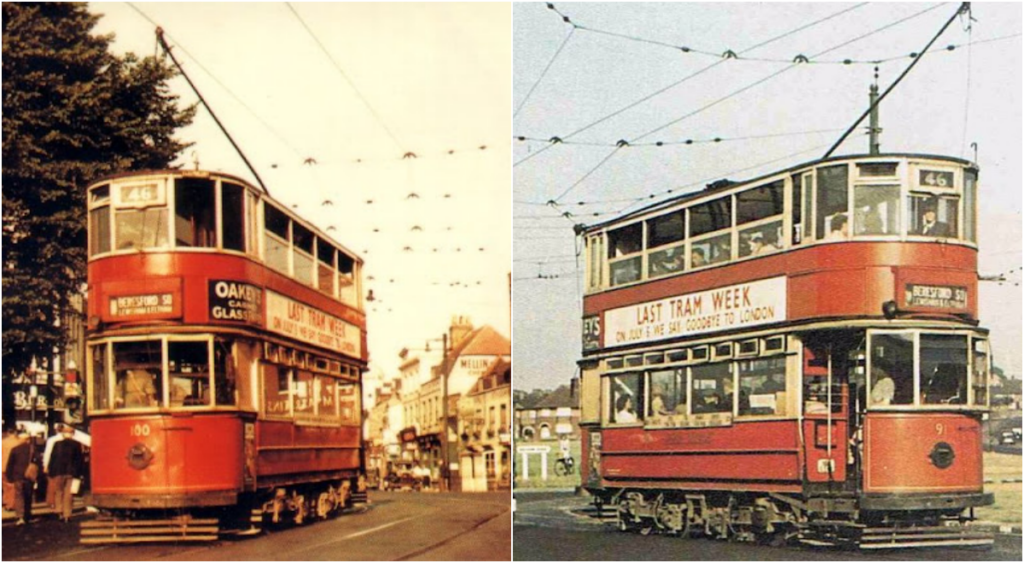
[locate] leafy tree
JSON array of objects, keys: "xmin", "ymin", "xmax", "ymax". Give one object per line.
[{"xmin": 2, "ymin": 3, "xmax": 195, "ymax": 395}]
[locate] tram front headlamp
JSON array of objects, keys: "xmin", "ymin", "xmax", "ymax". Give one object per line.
[{"xmin": 881, "ymin": 300, "xmax": 899, "ymax": 320}]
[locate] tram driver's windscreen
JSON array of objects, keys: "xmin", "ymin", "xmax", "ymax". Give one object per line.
[{"xmin": 869, "ymin": 333, "xmax": 914, "ymax": 406}]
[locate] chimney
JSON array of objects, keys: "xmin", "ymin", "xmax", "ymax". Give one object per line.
[{"xmin": 449, "ymin": 315, "xmax": 474, "ymax": 347}]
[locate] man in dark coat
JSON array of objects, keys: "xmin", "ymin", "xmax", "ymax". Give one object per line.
[
  {"xmin": 47, "ymin": 426, "xmax": 84, "ymax": 522},
  {"xmin": 4, "ymin": 430, "xmax": 37, "ymax": 525}
]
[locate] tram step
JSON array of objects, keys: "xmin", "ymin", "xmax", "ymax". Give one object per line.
[
  {"xmin": 82, "ymin": 517, "xmax": 220, "ymax": 527},
  {"xmin": 81, "ymin": 535, "xmax": 219, "ymax": 544},
  {"xmin": 81, "ymin": 526, "xmax": 221, "ymax": 536},
  {"xmin": 860, "ymin": 538, "xmax": 994, "ymax": 550}
]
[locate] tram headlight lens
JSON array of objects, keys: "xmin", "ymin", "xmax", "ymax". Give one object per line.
[{"xmin": 882, "ymin": 300, "xmax": 898, "ymax": 320}]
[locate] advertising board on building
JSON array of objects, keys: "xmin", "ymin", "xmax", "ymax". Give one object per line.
[{"xmin": 602, "ymin": 276, "xmax": 787, "ymax": 348}]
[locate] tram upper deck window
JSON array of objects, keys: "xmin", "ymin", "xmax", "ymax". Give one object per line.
[
  {"xmin": 816, "ymin": 165, "xmax": 848, "ymax": 241},
  {"xmin": 648, "ymin": 368, "xmax": 685, "ymax": 417},
  {"xmin": 89, "ymin": 185, "xmax": 112, "ymax": 256},
  {"xmin": 174, "ymin": 178, "xmax": 216, "ymax": 248},
  {"xmin": 690, "ymin": 197, "xmax": 732, "ymax": 267},
  {"xmin": 113, "ymin": 181, "xmax": 170, "ymax": 251},
  {"xmin": 338, "ymin": 252, "xmax": 357, "ymax": 306},
  {"xmin": 853, "ymin": 184, "xmax": 899, "ymax": 236},
  {"xmin": 113, "ymin": 340, "xmax": 163, "ymax": 409},
  {"xmin": 647, "ymin": 211, "xmax": 685, "ymax": 278},
  {"xmin": 293, "ymin": 224, "xmax": 315, "ymax": 287},
  {"xmin": 609, "ymin": 373, "xmax": 643, "ymax": 424},
  {"xmin": 738, "ymin": 357, "xmax": 786, "ymax": 416},
  {"xmin": 964, "ymin": 169, "xmax": 977, "ymax": 243},
  {"xmin": 691, "ymin": 362, "xmax": 732, "ymax": 414},
  {"xmin": 317, "ymin": 239, "xmax": 336, "ymax": 297},
  {"xmin": 608, "ymin": 223, "xmax": 642, "ymax": 286},
  {"xmin": 168, "ymin": 340, "xmax": 211, "ymax": 407},
  {"xmin": 221, "ymin": 182, "xmax": 246, "ymax": 252},
  {"xmin": 736, "ymin": 181, "xmax": 784, "ymax": 258},
  {"xmin": 264, "ymin": 204, "xmax": 290, "ymax": 275},
  {"xmin": 909, "ymin": 194, "xmax": 958, "ymax": 239},
  {"xmin": 921, "ymin": 334, "xmax": 968, "ymax": 405},
  {"xmin": 869, "ymin": 332, "xmax": 914, "ymax": 406}
]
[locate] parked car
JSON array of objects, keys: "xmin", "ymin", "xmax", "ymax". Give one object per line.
[{"xmin": 1000, "ymin": 431, "xmax": 1018, "ymax": 445}]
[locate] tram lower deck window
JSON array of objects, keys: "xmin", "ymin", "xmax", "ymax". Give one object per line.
[
  {"xmin": 168, "ymin": 340, "xmax": 211, "ymax": 407},
  {"xmin": 113, "ymin": 341, "xmax": 163, "ymax": 409},
  {"xmin": 609, "ymin": 373, "xmax": 643, "ymax": 424},
  {"xmin": 691, "ymin": 363, "xmax": 732, "ymax": 414}
]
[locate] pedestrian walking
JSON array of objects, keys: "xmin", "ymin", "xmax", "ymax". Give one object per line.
[
  {"xmin": 46, "ymin": 425, "xmax": 84, "ymax": 522},
  {"xmin": 4, "ymin": 430, "xmax": 39, "ymax": 525},
  {"xmin": 42, "ymin": 423, "xmax": 67, "ymax": 508}
]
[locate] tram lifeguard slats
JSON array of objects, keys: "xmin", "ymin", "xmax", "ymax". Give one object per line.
[
  {"xmin": 859, "ymin": 525, "xmax": 993, "ymax": 550},
  {"xmin": 80, "ymin": 516, "xmax": 220, "ymax": 544}
]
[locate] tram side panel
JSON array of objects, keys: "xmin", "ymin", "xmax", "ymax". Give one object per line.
[{"xmin": 90, "ymin": 415, "xmax": 245, "ymax": 508}]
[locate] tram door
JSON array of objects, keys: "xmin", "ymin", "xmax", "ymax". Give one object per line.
[{"xmin": 801, "ymin": 340, "xmax": 850, "ymax": 485}]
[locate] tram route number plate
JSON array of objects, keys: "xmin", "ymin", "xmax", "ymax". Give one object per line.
[
  {"xmin": 109, "ymin": 293, "xmax": 174, "ymax": 317},
  {"xmin": 904, "ymin": 283, "xmax": 967, "ymax": 309}
]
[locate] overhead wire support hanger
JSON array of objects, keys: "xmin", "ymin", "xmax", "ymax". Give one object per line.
[
  {"xmin": 823, "ymin": 2, "xmax": 972, "ymax": 159},
  {"xmin": 155, "ymin": 27, "xmax": 271, "ymax": 196}
]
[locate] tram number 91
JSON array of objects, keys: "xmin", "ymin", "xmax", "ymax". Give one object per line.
[{"xmin": 130, "ymin": 423, "xmax": 151, "ymax": 437}]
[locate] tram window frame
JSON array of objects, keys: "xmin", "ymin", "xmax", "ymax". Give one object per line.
[
  {"xmin": 689, "ymin": 195, "xmax": 732, "ymax": 238},
  {"xmin": 762, "ymin": 336, "xmax": 786, "ymax": 353},
  {"xmin": 690, "ymin": 231, "xmax": 731, "ymax": 268},
  {"xmin": 737, "ymin": 356, "xmax": 787, "ymax": 417},
  {"xmin": 586, "ymin": 234, "xmax": 605, "ymax": 290},
  {"xmin": 88, "ymin": 343, "xmax": 111, "ymax": 411},
  {"xmin": 690, "ymin": 362, "xmax": 733, "ymax": 415},
  {"xmin": 801, "ymin": 172, "xmax": 814, "ymax": 243},
  {"xmin": 338, "ymin": 252, "xmax": 358, "ymax": 306},
  {"xmin": 666, "ymin": 349, "xmax": 688, "ymax": 363},
  {"xmin": 174, "ymin": 177, "xmax": 217, "ymax": 248},
  {"xmin": 920, "ymin": 333, "xmax": 968, "ymax": 405},
  {"xmin": 263, "ymin": 203, "xmax": 291, "ymax": 276},
  {"xmin": 112, "ymin": 339, "xmax": 164, "ymax": 410},
  {"xmin": 735, "ymin": 180, "xmax": 784, "ymax": 226},
  {"xmin": 89, "ymin": 184, "xmax": 113, "ymax": 256},
  {"xmin": 292, "ymin": 223, "xmax": 316, "ymax": 287},
  {"xmin": 963, "ymin": 169, "xmax": 978, "ymax": 243},
  {"xmin": 221, "ymin": 181, "xmax": 247, "ymax": 253},
  {"xmin": 317, "ymin": 239, "xmax": 337, "ymax": 297},
  {"xmin": 791, "ymin": 174, "xmax": 803, "ymax": 246},
  {"xmin": 816, "ymin": 164, "xmax": 849, "ymax": 241},
  {"xmin": 262, "ymin": 363, "xmax": 293, "ymax": 418},
  {"xmin": 293, "ymin": 369, "xmax": 317, "ymax": 417},
  {"xmin": 646, "ymin": 211, "xmax": 686, "ymax": 279},
  {"xmin": 712, "ymin": 343, "xmax": 733, "ymax": 361},
  {"xmin": 971, "ymin": 338, "xmax": 990, "ymax": 406},
  {"xmin": 908, "ymin": 193, "xmax": 959, "ymax": 239},
  {"xmin": 167, "ymin": 338, "xmax": 213, "ymax": 409},
  {"xmin": 608, "ymin": 222, "xmax": 643, "ymax": 287},
  {"xmin": 608, "ymin": 372, "xmax": 644, "ymax": 425},
  {"xmin": 853, "ymin": 184, "xmax": 900, "ymax": 236},
  {"xmin": 868, "ymin": 331, "xmax": 916, "ymax": 407},
  {"xmin": 690, "ymin": 346, "xmax": 709, "ymax": 362},
  {"xmin": 214, "ymin": 338, "xmax": 239, "ymax": 407},
  {"xmin": 113, "ymin": 180, "xmax": 171, "ymax": 251},
  {"xmin": 338, "ymin": 381, "xmax": 361, "ymax": 426},
  {"xmin": 648, "ymin": 368, "xmax": 686, "ymax": 417}
]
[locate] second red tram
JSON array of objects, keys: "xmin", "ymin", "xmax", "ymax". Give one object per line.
[
  {"xmin": 578, "ymin": 154, "xmax": 994, "ymax": 548},
  {"xmin": 82, "ymin": 170, "xmax": 367, "ymax": 542}
]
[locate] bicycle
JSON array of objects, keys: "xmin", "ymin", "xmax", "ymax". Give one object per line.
[{"xmin": 554, "ymin": 455, "xmax": 575, "ymax": 476}]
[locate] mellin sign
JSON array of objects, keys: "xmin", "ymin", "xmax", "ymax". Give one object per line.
[
  {"xmin": 602, "ymin": 276, "xmax": 787, "ymax": 348},
  {"xmin": 208, "ymin": 280, "xmax": 262, "ymax": 324}
]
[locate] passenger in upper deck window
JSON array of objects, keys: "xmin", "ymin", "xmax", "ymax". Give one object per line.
[
  {"xmin": 824, "ymin": 213, "xmax": 849, "ymax": 241},
  {"xmin": 690, "ymin": 247, "xmax": 708, "ymax": 268},
  {"xmin": 917, "ymin": 203, "xmax": 950, "ymax": 237}
]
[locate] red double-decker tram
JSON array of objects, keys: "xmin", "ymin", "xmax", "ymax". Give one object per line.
[
  {"xmin": 82, "ymin": 170, "xmax": 367, "ymax": 542},
  {"xmin": 578, "ymin": 153, "xmax": 994, "ymax": 549}
]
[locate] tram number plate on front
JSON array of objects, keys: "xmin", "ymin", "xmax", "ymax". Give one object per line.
[
  {"xmin": 130, "ymin": 423, "xmax": 151, "ymax": 437},
  {"xmin": 919, "ymin": 170, "xmax": 954, "ymax": 188}
]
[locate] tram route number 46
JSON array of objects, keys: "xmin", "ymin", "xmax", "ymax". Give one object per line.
[{"xmin": 130, "ymin": 423, "xmax": 151, "ymax": 437}]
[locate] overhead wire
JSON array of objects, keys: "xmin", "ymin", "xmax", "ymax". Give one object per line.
[
  {"xmin": 514, "ymin": 127, "xmax": 844, "ymax": 147},
  {"xmin": 286, "ymin": 2, "xmax": 405, "ymax": 152},
  {"xmin": 515, "ymin": 27, "xmax": 577, "ymax": 119}
]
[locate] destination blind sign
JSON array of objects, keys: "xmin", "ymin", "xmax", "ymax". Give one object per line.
[
  {"xmin": 208, "ymin": 280, "xmax": 262, "ymax": 324},
  {"xmin": 109, "ymin": 293, "xmax": 174, "ymax": 317},
  {"xmin": 905, "ymin": 284, "xmax": 968, "ymax": 309},
  {"xmin": 602, "ymin": 276, "xmax": 787, "ymax": 348}
]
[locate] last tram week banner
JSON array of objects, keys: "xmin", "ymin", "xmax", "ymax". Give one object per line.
[{"xmin": 598, "ymin": 276, "xmax": 787, "ymax": 349}]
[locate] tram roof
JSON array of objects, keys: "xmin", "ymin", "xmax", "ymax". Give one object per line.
[{"xmin": 582, "ymin": 152, "xmax": 976, "ymax": 235}]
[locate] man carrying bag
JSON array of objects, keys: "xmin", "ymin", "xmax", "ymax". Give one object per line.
[
  {"xmin": 46, "ymin": 425, "xmax": 84, "ymax": 523},
  {"xmin": 4, "ymin": 430, "xmax": 38, "ymax": 525}
]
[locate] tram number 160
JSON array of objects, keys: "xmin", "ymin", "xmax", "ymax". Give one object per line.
[{"xmin": 130, "ymin": 423, "xmax": 151, "ymax": 437}]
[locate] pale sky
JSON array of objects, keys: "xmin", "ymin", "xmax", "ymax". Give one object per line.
[
  {"xmin": 92, "ymin": 2, "xmax": 512, "ymax": 378},
  {"xmin": 513, "ymin": 3, "xmax": 1022, "ymax": 390}
]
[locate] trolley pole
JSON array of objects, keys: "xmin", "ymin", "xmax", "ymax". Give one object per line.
[{"xmin": 868, "ymin": 75, "xmax": 881, "ymax": 155}]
